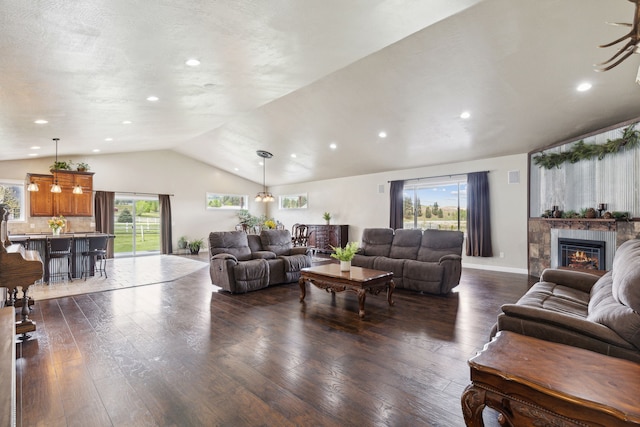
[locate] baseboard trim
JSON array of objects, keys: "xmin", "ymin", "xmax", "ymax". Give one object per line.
[{"xmin": 462, "ymin": 263, "xmax": 529, "ymax": 275}]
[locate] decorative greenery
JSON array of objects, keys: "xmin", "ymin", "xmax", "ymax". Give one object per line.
[
  {"xmin": 533, "ymin": 125, "xmax": 640, "ymax": 169},
  {"xmin": 264, "ymin": 219, "xmax": 276, "ymax": 229},
  {"xmin": 237, "ymin": 209, "xmax": 258, "ymax": 227},
  {"xmin": 50, "ymin": 160, "xmax": 72, "ymax": 170},
  {"xmin": 178, "ymin": 236, "xmax": 188, "ymax": 249},
  {"xmin": 323, "ymin": 212, "xmax": 331, "ymax": 221},
  {"xmin": 75, "ymin": 162, "xmax": 90, "ymax": 171},
  {"xmin": 330, "ymin": 241, "xmax": 359, "ymax": 262}
]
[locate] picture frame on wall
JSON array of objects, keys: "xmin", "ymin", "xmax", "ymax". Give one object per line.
[
  {"xmin": 279, "ymin": 193, "xmax": 308, "ymax": 209},
  {"xmin": 206, "ymin": 193, "xmax": 248, "ymax": 210}
]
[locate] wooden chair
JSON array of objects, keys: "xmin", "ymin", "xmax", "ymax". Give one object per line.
[{"xmin": 81, "ymin": 235, "xmax": 109, "ymax": 280}]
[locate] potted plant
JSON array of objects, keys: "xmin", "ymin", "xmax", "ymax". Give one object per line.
[
  {"xmin": 50, "ymin": 160, "xmax": 72, "ymax": 171},
  {"xmin": 188, "ymin": 238, "xmax": 204, "ymax": 255},
  {"xmin": 323, "ymin": 212, "xmax": 331, "ymax": 225},
  {"xmin": 330, "ymin": 241, "xmax": 359, "ymax": 271},
  {"xmin": 178, "ymin": 236, "xmax": 188, "ymax": 250},
  {"xmin": 75, "ymin": 162, "xmax": 90, "ymax": 172}
]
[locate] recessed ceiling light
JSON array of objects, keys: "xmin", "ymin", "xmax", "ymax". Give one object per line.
[
  {"xmin": 378, "ymin": 131, "xmax": 387, "ymax": 138},
  {"xmin": 291, "ymin": 153, "xmax": 297, "ymax": 158},
  {"xmin": 28, "ymin": 153, "xmax": 38, "ymax": 157},
  {"xmin": 234, "ymin": 168, "xmax": 239, "ymax": 171},
  {"xmin": 30, "ymin": 146, "xmax": 40, "ymax": 150},
  {"xmin": 146, "ymin": 96, "xmax": 159, "ymax": 102},
  {"xmin": 577, "ymin": 82, "xmax": 592, "ymax": 92},
  {"xmin": 34, "ymin": 119, "xmax": 48, "ymax": 124},
  {"xmin": 122, "ymin": 120, "xmax": 132, "ymax": 124},
  {"xmin": 460, "ymin": 111, "xmax": 471, "ymax": 119},
  {"xmin": 185, "ymin": 59, "xmax": 201, "ymax": 67},
  {"xmin": 92, "ymin": 149, "xmax": 101, "ymax": 153},
  {"xmin": 330, "ymin": 143, "xmax": 337, "ymax": 150},
  {"xmin": 105, "ymin": 137, "xmax": 113, "ymax": 141}
]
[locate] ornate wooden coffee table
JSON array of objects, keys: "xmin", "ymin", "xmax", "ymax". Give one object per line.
[{"xmin": 299, "ymin": 264, "xmax": 394, "ymax": 318}]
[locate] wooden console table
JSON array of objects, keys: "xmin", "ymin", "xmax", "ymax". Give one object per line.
[{"xmin": 461, "ymin": 331, "xmax": 640, "ymax": 426}]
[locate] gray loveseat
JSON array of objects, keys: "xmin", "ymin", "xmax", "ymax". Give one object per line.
[
  {"xmin": 351, "ymin": 228, "xmax": 464, "ymax": 294},
  {"xmin": 492, "ymin": 238, "xmax": 640, "ymax": 362},
  {"xmin": 209, "ymin": 229, "xmax": 311, "ymax": 293}
]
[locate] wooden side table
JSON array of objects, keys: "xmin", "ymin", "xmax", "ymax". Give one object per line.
[{"xmin": 461, "ymin": 331, "xmax": 640, "ymax": 426}]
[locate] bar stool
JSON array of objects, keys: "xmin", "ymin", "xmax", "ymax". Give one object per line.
[
  {"xmin": 46, "ymin": 236, "xmax": 74, "ymax": 284},
  {"xmin": 81, "ymin": 235, "xmax": 108, "ymax": 280}
]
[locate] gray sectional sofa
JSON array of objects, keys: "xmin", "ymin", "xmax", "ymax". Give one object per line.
[
  {"xmin": 351, "ymin": 228, "xmax": 464, "ymax": 295},
  {"xmin": 492, "ymin": 238, "xmax": 640, "ymax": 362},
  {"xmin": 209, "ymin": 229, "xmax": 311, "ymax": 293}
]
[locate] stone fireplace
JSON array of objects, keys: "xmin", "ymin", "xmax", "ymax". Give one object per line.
[
  {"xmin": 557, "ymin": 238, "xmax": 605, "ymax": 271},
  {"xmin": 528, "ymin": 218, "xmax": 640, "ymax": 277}
]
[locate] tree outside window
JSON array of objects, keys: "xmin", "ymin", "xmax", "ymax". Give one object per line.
[
  {"xmin": 0, "ymin": 180, "xmax": 25, "ymax": 221},
  {"xmin": 403, "ymin": 177, "xmax": 467, "ymax": 232}
]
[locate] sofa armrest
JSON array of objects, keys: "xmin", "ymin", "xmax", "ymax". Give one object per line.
[
  {"xmin": 439, "ymin": 254, "xmax": 461, "ymax": 263},
  {"xmin": 500, "ymin": 303, "xmax": 627, "ymax": 345},
  {"xmin": 539, "ymin": 268, "xmax": 601, "ymax": 293},
  {"xmin": 289, "ymin": 246, "xmax": 309, "ymax": 256},
  {"xmin": 252, "ymin": 251, "xmax": 277, "ymax": 260},
  {"xmin": 212, "ymin": 253, "xmax": 238, "ymax": 263}
]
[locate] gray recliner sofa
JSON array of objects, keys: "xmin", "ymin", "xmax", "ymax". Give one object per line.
[
  {"xmin": 492, "ymin": 238, "xmax": 640, "ymax": 362},
  {"xmin": 209, "ymin": 229, "xmax": 311, "ymax": 293},
  {"xmin": 351, "ymin": 228, "xmax": 464, "ymax": 294}
]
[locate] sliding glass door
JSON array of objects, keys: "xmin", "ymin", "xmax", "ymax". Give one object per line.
[{"xmin": 113, "ymin": 195, "xmax": 160, "ymax": 257}]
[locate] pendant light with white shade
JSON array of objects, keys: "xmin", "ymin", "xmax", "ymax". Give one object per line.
[{"xmin": 255, "ymin": 150, "xmax": 274, "ymax": 202}]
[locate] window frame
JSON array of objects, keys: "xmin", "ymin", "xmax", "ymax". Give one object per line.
[
  {"xmin": 402, "ymin": 175, "xmax": 467, "ymax": 232},
  {"xmin": 206, "ymin": 193, "xmax": 249, "ymax": 210},
  {"xmin": 0, "ymin": 179, "xmax": 27, "ymax": 222}
]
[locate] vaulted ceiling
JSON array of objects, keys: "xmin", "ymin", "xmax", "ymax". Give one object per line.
[{"xmin": 2, "ymin": 0, "xmax": 640, "ymax": 185}]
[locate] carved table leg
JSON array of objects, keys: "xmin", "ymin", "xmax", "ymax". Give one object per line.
[
  {"xmin": 16, "ymin": 286, "xmax": 36, "ymax": 341},
  {"xmin": 387, "ymin": 279, "xmax": 395, "ymax": 306},
  {"xmin": 357, "ymin": 289, "xmax": 366, "ymax": 318},
  {"xmin": 461, "ymin": 384, "xmax": 487, "ymax": 427},
  {"xmin": 299, "ymin": 277, "xmax": 306, "ymax": 302}
]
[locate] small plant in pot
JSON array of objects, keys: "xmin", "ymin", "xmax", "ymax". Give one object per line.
[
  {"xmin": 75, "ymin": 162, "xmax": 90, "ymax": 172},
  {"xmin": 323, "ymin": 212, "xmax": 331, "ymax": 225},
  {"xmin": 50, "ymin": 160, "xmax": 72, "ymax": 171},
  {"xmin": 188, "ymin": 238, "xmax": 204, "ymax": 255},
  {"xmin": 330, "ymin": 241, "xmax": 359, "ymax": 271},
  {"xmin": 177, "ymin": 236, "xmax": 188, "ymax": 250}
]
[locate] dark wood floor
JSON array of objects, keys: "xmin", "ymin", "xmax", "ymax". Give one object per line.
[{"xmin": 15, "ymin": 262, "xmax": 533, "ymax": 426}]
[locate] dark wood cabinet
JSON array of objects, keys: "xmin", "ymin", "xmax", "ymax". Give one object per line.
[
  {"xmin": 306, "ymin": 224, "xmax": 348, "ymax": 253},
  {"xmin": 28, "ymin": 171, "xmax": 94, "ymax": 217}
]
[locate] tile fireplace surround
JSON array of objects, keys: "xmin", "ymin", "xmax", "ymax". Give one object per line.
[{"xmin": 528, "ymin": 218, "xmax": 640, "ymax": 277}]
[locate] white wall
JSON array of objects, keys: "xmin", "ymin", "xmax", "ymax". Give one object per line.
[
  {"xmin": 267, "ymin": 154, "xmax": 529, "ymax": 273},
  {"xmin": 1, "ymin": 151, "xmax": 528, "ymax": 272}
]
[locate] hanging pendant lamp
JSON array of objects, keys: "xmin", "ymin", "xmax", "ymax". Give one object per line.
[
  {"xmin": 51, "ymin": 138, "xmax": 62, "ymax": 193},
  {"xmin": 255, "ymin": 150, "xmax": 274, "ymax": 202}
]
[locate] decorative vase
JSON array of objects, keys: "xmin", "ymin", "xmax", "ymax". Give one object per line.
[
  {"xmin": 340, "ymin": 260, "xmax": 351, "ymax": 272},
  {"xmin": 52, "ymin": 228, "xmax": 61, "ymax": 236}
]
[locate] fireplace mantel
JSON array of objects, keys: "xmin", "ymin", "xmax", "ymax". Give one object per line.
[{"xmin": 539, "ymin": 218, "xmax": 617, "ymax": 231}]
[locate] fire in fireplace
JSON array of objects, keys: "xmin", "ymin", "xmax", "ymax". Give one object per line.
[{"xmin": 558, "ymin": 238, "xmax": 606, "ymax": 271}]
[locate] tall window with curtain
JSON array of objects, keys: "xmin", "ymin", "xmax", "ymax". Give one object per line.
[
  {"xmin": 389, "ymin": 180, "xmax": 404, "ymax": 229},
  {"xmin": 401, "ymin": 176, "xmax": 467, "ymax": 231},
  {"xmin": 466, "ymin": 171, "xmax": 493, "ymax": 257}
]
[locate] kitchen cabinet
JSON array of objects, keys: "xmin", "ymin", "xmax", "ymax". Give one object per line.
[{"xmin": 27, "ymin": 171, "xmax": 94, "ymax": 217}]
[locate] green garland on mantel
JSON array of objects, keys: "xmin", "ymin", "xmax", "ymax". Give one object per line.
[{"xmin": 533, "ymin": 125, "xmax": 640, "ymax": 169}]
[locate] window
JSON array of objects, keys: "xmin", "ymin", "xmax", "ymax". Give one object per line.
[
  {"xmin": 206, "ymin": 193, "xmax": 248, "ymax": 210},
  {"xmin": 403, "ymin": 176, "xmax": 467, "ymax": 232},
  {"xmin": 0, "ymin": 179, "xmax": 26, "ymax": 221},
  {"xmin": 279, "ymin": 193, "xmax": 308, "ymax": 209}
]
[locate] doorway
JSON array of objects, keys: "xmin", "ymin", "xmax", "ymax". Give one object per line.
[{"xmin": 113, "ymin": 195, "xmax": 160, "ymax": 257}]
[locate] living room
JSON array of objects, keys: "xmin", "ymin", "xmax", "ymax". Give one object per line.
[{"xmin": 2, "ymin": 1, "xmax": 640, "ymax": 426}]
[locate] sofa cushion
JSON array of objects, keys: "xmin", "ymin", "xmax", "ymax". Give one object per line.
[
  {"xmin": 402, "ymin": 259, "xmax": 444, "ymax": 294},
  {"xmin": 260, "ymin": 230, "xmax": 293, "ymax": 256},
  {"xmin": 360, "ymin": 228, "xmax": 394, "ymax": 257},
  {"xmin": 232, "ymin": 259, "xmax": 270, "ymax": 291},
  {"xmin": 389, "ymin": 229, "xmax": 422, "ymax": 260},
  {"xmin": 588, "ymin": 273, "xmax": 640, "ymax": 350},
  {"xmin": 352, "ymin": 254, "xmax": 377, "ymax": 269},
  {"xmin": 417, "ymin": 230, "xmax": 464, "ymax": 262},
  {"xmin": 372, "ymin": 257, "xmax": 405, "ymax": 288},
  {"xmin": 247, "ymin": 234, "xmax": 263, "ymax": 253},
  {"xmin": 209, "ymin": 231, "xmax": 252, "ymax": 261},
  {"xmin": 611, "ymin": 239, "xmax": 640, "ymax": 312}
]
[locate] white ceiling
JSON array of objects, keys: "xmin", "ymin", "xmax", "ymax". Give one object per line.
[{"xmin": 2, "ymin": 0, "xmax": 640, "ymax": 186}]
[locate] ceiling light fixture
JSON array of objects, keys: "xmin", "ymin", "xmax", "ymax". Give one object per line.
[
  {"xmin": 254, "ymin": 150, "xmax": 274, "ymax": 203},
  {"xmin": 72, "ymin": 185, "xmax": 83, "ymax": 194},
  {"xmin": 146, "ymin": 96, "xmax": 159, "ymax": 101},
  {"xmin": 330, "ymin": 143, "xmax": 337, "ymax": 150},
  {"xmin": 460, "ymin": 111, "xmax": 471, "ymax": 119},
  {"xmin": 378, "ymin": 131, "xmax": 387, "ymax": 138},
  {"xmin": 185, "ymin": 59, "xmax": 201, "ymax": 67},
  {"xmin": 51, "ymin": 138, "xmax": 62, "ymax": 193},
  {"xmin": 577, "ymin": 82, "xmax": 592, "ymax": 92},
  {"xmin": 34, "ymin": 119, "xmax": 48, "ymax": 124}
]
